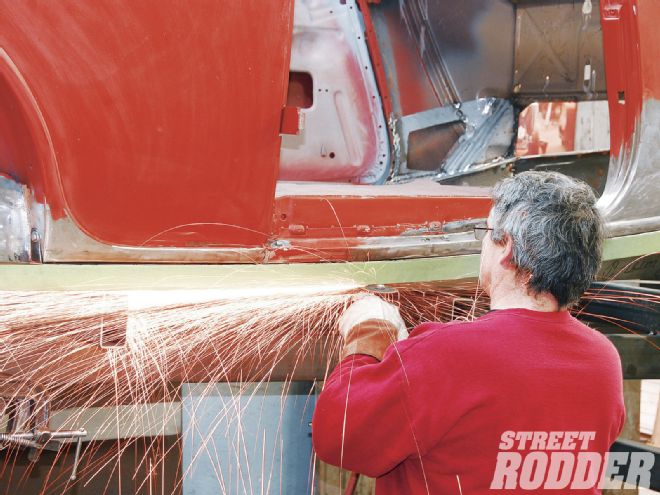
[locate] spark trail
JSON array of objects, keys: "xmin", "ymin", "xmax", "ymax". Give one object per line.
[{"xmin": 0, "ymin": 281, "xmax": 656, "ymax": 494}]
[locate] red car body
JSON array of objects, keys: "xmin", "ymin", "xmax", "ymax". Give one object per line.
[{"xmin": 0, "ymin": 0, "xmax": 657, "ymax": 267}]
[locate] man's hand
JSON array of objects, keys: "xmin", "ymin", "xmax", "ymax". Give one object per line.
[
  {"xmin": 339, "ymin": 295, "xmax": 408, "ymax": 340},
  {"xmin": 338, "ymin": 294, "xmax": 408, "ymax": 360}
]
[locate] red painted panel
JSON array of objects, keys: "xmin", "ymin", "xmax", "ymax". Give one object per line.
[
  {"xmin": 0, "ymin": 75, "xmax": 40, "ymax": 195},
  {"xmin": 600, "ymin": 0, "xmax": 642, "ymax": 156},
  {"xmin": 273, "ymin": 194, "xmax": 491, "ymax": 239},
  {"xmin": 0, "ymin": 52, "xmax": 63, "ymax": 208},
  {"xmin": 0, "ymin": 1, "xmax": 294, "ymax": 247},
  {"xmin": 637, "ymin": 0, "xmax": 660, "ymax": 100},
  {"xmin": 357, "ymin": 0, "xmax": 393, "ymax": 118}
]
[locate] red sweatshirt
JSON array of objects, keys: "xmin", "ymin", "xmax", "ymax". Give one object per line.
[{"xmin": 313, "ymin": 308, "xmax": 625, "ymax": 494}]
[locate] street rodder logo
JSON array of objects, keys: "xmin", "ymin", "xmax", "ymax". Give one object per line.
[{"xmin": 490, "ymin": 431, "xmax": 655, "ymax": 490}]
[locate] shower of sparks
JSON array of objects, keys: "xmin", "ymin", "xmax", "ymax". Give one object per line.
[
  {"xmin": 0, "ymin": 280, "xmax": 656, "ymax": 494},
  {"xmin": 0, "ymin": 284, "xmax": 353, "ymax": 494}
]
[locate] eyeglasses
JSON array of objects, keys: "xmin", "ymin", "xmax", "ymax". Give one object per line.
[{"xmin": 473, "ymin": 223, "xmax": 494, "ymax": 241}]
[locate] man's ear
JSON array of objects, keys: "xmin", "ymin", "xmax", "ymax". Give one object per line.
[{"xmin": 498, "ymin": 234, "xmax": 514, "ymax": 268}]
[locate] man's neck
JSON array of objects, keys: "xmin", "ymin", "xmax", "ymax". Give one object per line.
[{"xmin": 489, "ymin": 286, "xmax": 561, "ymax": 312}]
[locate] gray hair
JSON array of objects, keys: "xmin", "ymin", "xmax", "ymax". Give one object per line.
[{"xmin": 490, "ymin": 171, "xmax": 604, "ymax": 307}]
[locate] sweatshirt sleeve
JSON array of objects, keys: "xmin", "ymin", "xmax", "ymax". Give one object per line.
[{"xmin": 312, "ymin": 344, "xmax": 426, "ymax": 478}]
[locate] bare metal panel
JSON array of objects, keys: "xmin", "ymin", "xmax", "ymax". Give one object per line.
[
  {"xmin": 279, "ymin": 0, "xmax": 390, "ymax": 184},
  {"xmin": 398, "ymin": 98, "xmax": 515, "ymax": 177},
  {"xmin": 407, "ymin": 122, "xmax": 465, "ymax": 171},
  {"xmin": 400, "ymin": 0, "xmax": 516, "ymax": 104},
  {"xmin": 513, "ymin": 1, "xmax": 607, "ymax": 100},
  {"xmin": 0, "ymin": 177, "xmax": 35, "ymax": 262},
  {"xmin": 599, "ymin": 99, "xmax": 660, "ymax": 236}
]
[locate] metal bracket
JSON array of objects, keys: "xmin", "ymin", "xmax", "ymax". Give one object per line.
[
  {"xmin": 30, "ymin": 227, "xmax": 43, "ymax": 263},
  {"xmin": 1, "ymin": 381, "xmax": 87, "ymax": 481},
  {"xmin": 0, "ymin": 429, "xmax": 87, "ymax": 480}
]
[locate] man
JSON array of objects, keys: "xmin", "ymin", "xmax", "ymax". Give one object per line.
[{"xmin": 312, "ymin": 172, "xmax": 625, "ymax": 493}]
